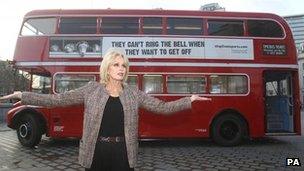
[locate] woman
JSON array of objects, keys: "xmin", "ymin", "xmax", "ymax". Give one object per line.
[{"xmin": 0, "ymin": 48, "xmax": 211, "ymax": 171}]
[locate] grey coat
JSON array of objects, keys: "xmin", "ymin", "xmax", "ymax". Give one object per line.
[{"xmin": 21, "ymin": 81, "xmax": 192, "ymax": 168}]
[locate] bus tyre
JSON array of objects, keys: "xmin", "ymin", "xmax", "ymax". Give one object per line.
[
  {"xmin": 16, "ymin": 114, "xmax": 42, "ymax": 147},
  {"xmin": 212, "ymin": 114, "xmax": 246, "ymax": 146}
]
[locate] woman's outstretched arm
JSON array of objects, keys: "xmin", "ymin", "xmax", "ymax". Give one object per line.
[
  {"xmin": 137, "ymin": 89, "xmax": 211, "ymax": 115},
  {"xmin": 0, "ymin": 81, "xmax": 94, "ymax": 107}
]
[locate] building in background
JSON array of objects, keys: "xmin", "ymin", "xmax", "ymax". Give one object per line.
[
  {"xmin": 284, "ymin": 14, "xmax": 304, "ymax": 102},
  {"xmin": 200, "ymin": 3, "xmax": 225, "ymax": 11},
  {"xmin": 297, "ymin": 50, "xmax": 304, "ymax": 102},
  {"xmin": 284, "ymin": 14, "xmax": 304, "ymax": 50}
]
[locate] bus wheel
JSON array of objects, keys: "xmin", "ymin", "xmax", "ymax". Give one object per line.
[
  {"xmin": 16, "ymin": 114, "xmax": 42, "ymax": 147},
  {"xmin": 211, "ymin": 114, "xmax": 247, "ymax": 146}
]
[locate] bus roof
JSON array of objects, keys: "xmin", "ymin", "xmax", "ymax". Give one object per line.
[{"xmin": 24, "ymin": 9, "xmax": 284, "ymax": 21}]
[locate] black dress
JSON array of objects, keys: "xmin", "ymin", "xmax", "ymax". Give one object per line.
[{"xmin": 85, "ymin": 96, "xmax": 134, "ymax": 171}]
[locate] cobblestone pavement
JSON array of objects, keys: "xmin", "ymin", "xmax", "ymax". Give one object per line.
[{"xmin": 0, "ymin": 125, "xmax": 303, "ymax": 171}]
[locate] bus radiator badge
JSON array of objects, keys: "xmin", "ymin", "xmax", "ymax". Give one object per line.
[
  {"xmin": 195, "ymin": 129, "xmax": 207, "ymax": 133},
  {"xmin": 54, "ymin": 126, "xmax": 64, "ymax": 132}
]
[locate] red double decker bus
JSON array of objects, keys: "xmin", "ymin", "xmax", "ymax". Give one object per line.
[{"xmin": 7, "ymin": 9, "xmax": 301, "ymax": 147}]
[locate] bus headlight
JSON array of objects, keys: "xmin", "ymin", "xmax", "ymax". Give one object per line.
[{"xmin": 77, "ymin": 41, "xmax": 89, "ymax": 56}]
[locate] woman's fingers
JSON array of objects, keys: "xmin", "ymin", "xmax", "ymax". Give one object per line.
[
  {"xmin": 190, "ymin": 95, "xmax": 212, "ymax": 102},
  {"xmin": 0, "ymin": 94, "xmax": 11, "ymax": 101},
  {"xmin": 0, "ymin": 92, "xmax": 22, "ymax": 101},
  {"xmin": 197, "ymin": 96, "xmax": 212, "ymax": 101}
]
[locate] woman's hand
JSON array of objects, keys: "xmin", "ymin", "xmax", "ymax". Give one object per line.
[
  {"xmin": 0, "ymin": 91, "xmax": 22, "ymax": 101},
  {"xmin": 190, "ymin": 95, "xmax": 212, "ymax": 102}
]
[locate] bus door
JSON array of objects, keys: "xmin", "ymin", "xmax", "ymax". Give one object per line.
[{"xmin": 264, "ymin": 71, "xmax": 294, "ymax": 133}]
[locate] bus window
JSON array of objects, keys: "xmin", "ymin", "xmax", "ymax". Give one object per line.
[
  {"xmin": 279, "ymin": 79, "xmax": 291, "ymax": 96},
  {"xmin": 100, "ymin": 17, "xmax": 139, "ymax": 34},
  {"xmin": 59, "ymin": 17, "xmax": 97, "ymax": 34},
  {"xmin": 266, "ymin": 81, "xmax": 278, "ymax": 96},
  {"xmin": 21, "ymin": 18, "xmax": 56, "ymax": 36},
  {"xmin": 167, "ymin": 76, "xmax": 206, "ymax": 93},
  {"xmin": 208, "ymin": 20, "xmax": 244, "ymax": 36},
  {"xmin": 167, "ymin": 18, "xmax": 203, "ymax": 35},
  {"xmin": 127, "ymin": 75, "xmax": 138, "ymax": 89},
  {"xmin": 248, "ymin": 20, "xmax": 284, "ymax": 38},
  {"xmin": 32, "ymin": 74, "xmax": 51, "ymax": 94},
  {"xmin": 143, "ymin": 75, "xmax": 163, "ymax": 94},
  {"xmin": 143, "ymin": 17, "xmax": 162, "ymax": 34},
  {"xmin": 210, "ymin": 75, "xmax": 248, "ymax": 94},
  {"xmin": 54, "ymin": 74, "xmax": 96, "ymax": 93}
]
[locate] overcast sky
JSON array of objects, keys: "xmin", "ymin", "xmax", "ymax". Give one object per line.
[{"xmin": 0, "ymin": 0, "xmax": 303, "ymax": 61}]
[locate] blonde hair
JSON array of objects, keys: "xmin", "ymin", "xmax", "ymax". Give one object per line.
[{"xmin": 99, "ymin": 48, "xmax": 129, "ymax": 85}]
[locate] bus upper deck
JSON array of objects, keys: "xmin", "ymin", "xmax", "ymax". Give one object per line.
[{"xmin": 14, "ymin": 9, "xmax": 297, "ymax": 68}]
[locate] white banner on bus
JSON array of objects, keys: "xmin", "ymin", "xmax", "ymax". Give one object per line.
[{"xmin": 101, "ymin": 37, "xmax": 253, "ymax": 60}]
